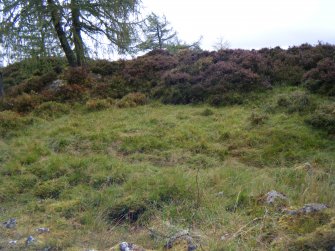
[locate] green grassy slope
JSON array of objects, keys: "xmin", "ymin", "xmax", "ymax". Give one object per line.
[{"xmin": 0, "ymin": 87, "xmax": 334, "ymax": 250}]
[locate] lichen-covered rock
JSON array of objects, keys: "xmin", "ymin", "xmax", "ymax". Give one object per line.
[
  {"xmin": 164, "ymin": 230, "xmax": 197, "ymax": 250},
  {"xmin": 25, "ymin": 236, "xmax": 36, "ymax": 246},
  {"xmin": 36, "ymin": 227, "xmax": 50, "ymax": 233},
  {"xmin": 265, "ymin": 190, "xmax": 288, "ymax": 204},
  {"xmin": 109, "ymin": 242, "xmax": 152, "ymax": 251},
  {"xmin": 2, "ymin": 218, "xmax": 16, "ymax": 228},
  {"xmin": 283, "ymin": 203, "xmax": 328, "ymax": 215}
]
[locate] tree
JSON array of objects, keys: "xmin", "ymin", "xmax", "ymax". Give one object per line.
[
  {"xmin": 138, "ymin": 13, "xmax": 177, "ymax": 51},
  {"xmin": 0, "ymin": 0, "xmax": 142, "ymax": 66},
  {"xmin": 212, "ymin": 36, "xmax": 230, "ymax": 51},
  {"xmin": 0, "ymin": 71, "xmax": 4, "ymax": 98},
  {"xmin": 165, "ymin": 37, "xmax": 202, "ymax": 54}
]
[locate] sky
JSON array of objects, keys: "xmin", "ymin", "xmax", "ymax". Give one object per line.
[{"xmin": 141, "ymin": 0, "xmax": 335, "ymax": 50}]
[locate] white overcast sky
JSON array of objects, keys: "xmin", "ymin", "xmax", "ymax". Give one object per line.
[{"xmin": 141, "ymin": 0, "xmax": 335, "ymax": 50}]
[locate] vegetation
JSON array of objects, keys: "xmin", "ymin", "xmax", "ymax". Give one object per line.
[
  {"xmin": 0, "ymin": 43, "xmax": 334, "ymax": 250},
  {"xmin": 138, "ymin": 13, "xmax": 177, "ymax": 51},
  {"xmin": 0, "ymin": 0, "xmax": 142, "ymax": 66}
]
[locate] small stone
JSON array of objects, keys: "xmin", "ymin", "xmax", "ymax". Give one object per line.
[
  {"xmin": 26, "ymin": 236, "xmax": 36, "ymax": 246},
  {"xmin": 120, "ymin": 242, "xmax": 132, "ymax": 251},
  {"xmin": 3, "ymin": 218, "xmax": 16, "ymax": 228},
  {"xmin": 220, "ymin": 233, "xmax": 230, "ymax": 241},
  {"xmin": 9, "ymin": 240, "xmax": 17, "ymax": 245},
  {"xmin": 36, "ymin": 227, "xmax": 50, "ymax": 233},
  {"xmin": 265, "ymin": 190, "xmax": 288, "ymax": 204},
  {"xmin": 216, "ymin": 191, "xmax": 224, "ymax": 197}
]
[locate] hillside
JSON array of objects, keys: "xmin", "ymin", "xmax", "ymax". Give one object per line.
[{"xmin": 0, "ymin": 45, "xmax": 335, "ymax": 250}]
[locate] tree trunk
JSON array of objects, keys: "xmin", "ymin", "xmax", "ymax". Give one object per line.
[
  {"xmin": 71, "ymin": 0, "xmax": 85, "ymax": 66},
  {"xmin": 157, "ymin": 24, "xmax": 162, "ymax": 49},
  {"xmin": 47, "ymin": 0, "xmax": 77, "ymax": 67},
  {"xmin": 0, "ymin": 72, "xmax": 4, "ymax": 98}
]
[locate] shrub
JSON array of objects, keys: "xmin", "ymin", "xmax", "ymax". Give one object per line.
[
  {"xmin": 162, "ymin": 71, "xmax": 191, "ymax": 86},
  {"xmin": 90, "ymin": 59, "xmax": 124, "ymax": 76},
  {"xmin": 32, "ymin": 101, "xmax": 70, "ymax": 119},
  {"xmin": 272, "ymin": 63, "xmax": 304, "ymax": 85},
  {"xmin": 0, "ymin": 111, "xmax": 34, "ymax": 136},
  {"xmin": 64, "ymin": 67, "xmax": 89, "ymax": 85},
  {"xmin": 305, "ymin": 104, "xmax": 335, "ymax": 134},
  {"xmin": 303, "ymin": 58, "xmax": 335, "ymax": 96},
  {"xmin": 208, "ymin": 93, "xmax": 244, "ymax": 106},
  {"xmin": 116, "ymin": 92, "xmax": 148, "ymax": 108},
  {"xmin": 122, "ymin": 50, "xmax": 177, "ymax": 85},
  {"xmin": 50, "ymin": 84, "xmax": 88, "ymax": 102},
  {"xmin": 9, "ymin": 93, "xmax": 42, "ymax": 113},
  {"xmin": 85, "ymin": 99, "xmax": 113, "ymax": 111},
  {"xmin": 201, "ymin": 61, "xmax": 264, "ymax": 92},
  {"xmin": 7, "ymin": 71, "xmax": 57, "ymax": 96},
  {"xmin": 276, "ymin": 91, "xmax": 315, "ymax": 113}
]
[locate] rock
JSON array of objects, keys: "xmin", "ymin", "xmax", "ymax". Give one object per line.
[
  {"xmin": 48, "ymin": 79, "xmax": 65, "ymax": 91},
  {"xmin": 120, "ymin": 242, "xmax": 132, "ymax": 251},
  {"xmin": 165, "ymin": 230, "xmax": 197, "ymax": 250},
  {"xmin": 109, "ymin": 242, "xmax": 148, "ymax": 251},
  {"xmin": 283, "ymin": 203, "xmax": 328, "ymax": 215},
  {"xmin": 284, "ymin": 203, "xmax": 328, "ymax": 215},
  {"xmin": 301, "ymin": 203, "xmax": 328, "ymax": 213},
  {"xmin": 8, "ymin": 240, "xmax": 17, "ymax": 245},
  {"xmin": 26, "ymin": 236, "xmax": 36, "ymax": 246},
  {"xmin": 265, "ymin": 190, "xmax": 288, "ymax": 204},
  {"xmin": 216, "ymin": 191, "xmax": 224, "ymax": 197},
  {"xmin": 220, "ymin": 233, "xmax": 230, "ymax": 241},
  {"xmin": 36, "ymin": 227, "xmax": 50, "ymax": 233},
  {"xmin": 2, "ymin": 218, "xmax": 16, "ymax": 228}
]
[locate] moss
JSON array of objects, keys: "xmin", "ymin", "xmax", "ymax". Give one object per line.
[
  {"xmin": 278, "ymin": 211, "xmax": 330, "ymax": 234},
  {"xmin": 286, "ymin": 217, "xmax": 335, "ymax": 250}
]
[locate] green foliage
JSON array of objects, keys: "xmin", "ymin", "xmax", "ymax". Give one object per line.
[
  {"xmin": 2, "ymin": 57, "xmax": 66, "ymax": 90},
  {"xmin": 138, "ymin": 13, "xmax": 177, "ymax": 51},
  {"xmin": 32, "ymin": 101, "xmax": 70, "ymax": 119},
  {"xmin": 208, "ymin": 93, "xmax": 244, "ymax": 106},
  {"xmin": 85, "ymin": 99, "xmax": 113, "ymax": 111},
  {"xmin": 8, "ymin": 93, "xmax": 42, "ymax": 113},
  {"xmin": 1, "ymin": 0, "xmax": 143, "ymax": 66},
  {"xmin": 33, "ymin": 179, "xmax": 67, "ymax": 199},
  {"xmin": 306, "ymin": 104, "xmax": 335, "ymax": 134},
  {"xmin": 0, "ymin": 110, "xmax": 34, "ymax": 137},
  {"xmin": 116, "ymin": 92, "xmax": 148, "ymax": 108},
  {"xmin": 276, "ymin": 91, "xmax": 315, "ymax": 113},
  {"xmin": 248, "ymin": 112, "xmax": 268, "ymax": 126},
  {"xmin": 200, "ymin": 108, "xmax": 214, "ymax": 116}
]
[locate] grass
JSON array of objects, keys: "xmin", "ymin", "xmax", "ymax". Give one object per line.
[{"xmin": 0, "ymin": 87, "xmax": 334, "ymax": 250}]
